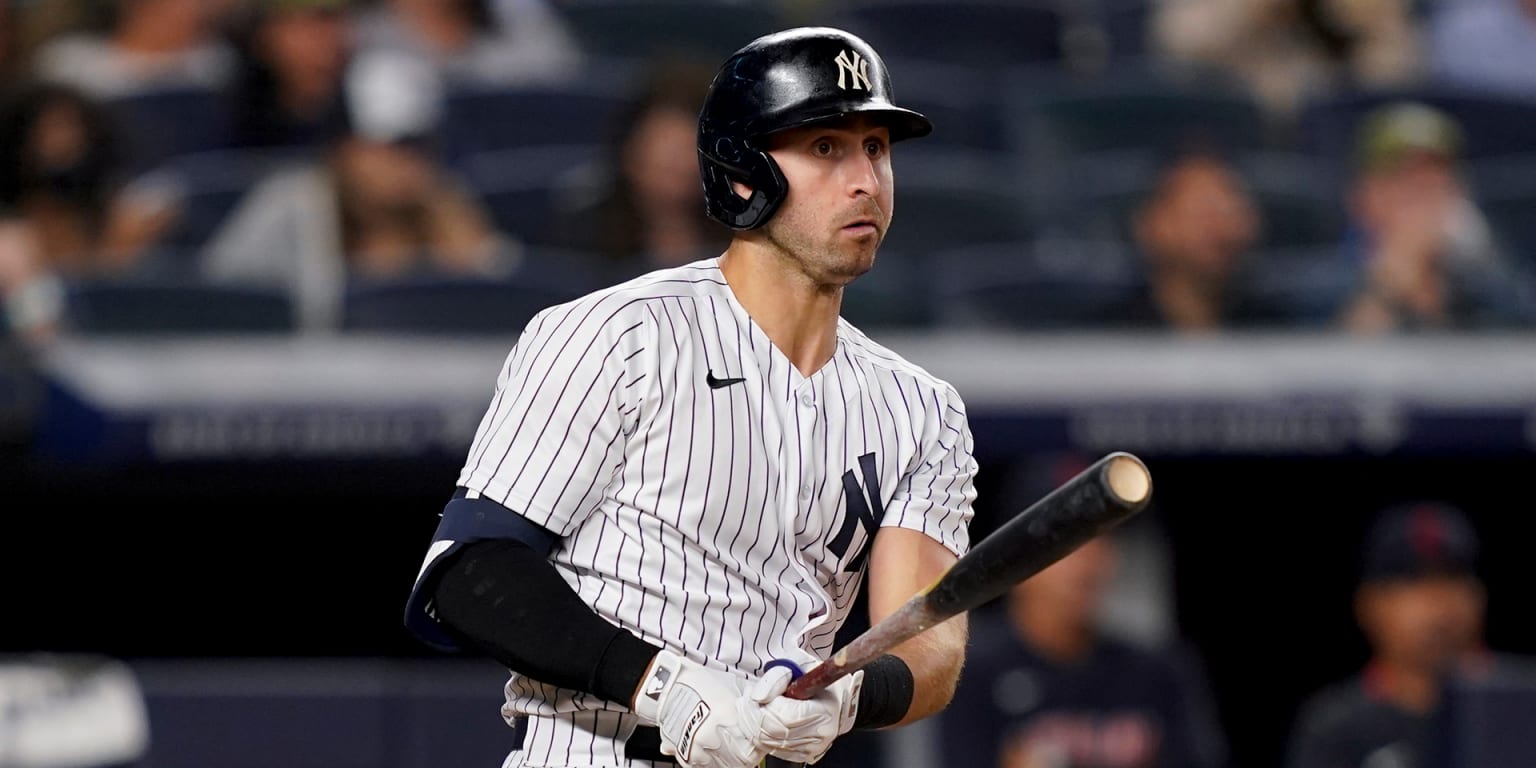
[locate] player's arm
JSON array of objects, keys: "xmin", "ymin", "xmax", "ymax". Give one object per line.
[
  {"xmin": 412, "ymin": 490, "xmax": 662, "ymax": 704},
  {"xmin": 865, "ymin": 526, "xmax": 967, "ymax": 726}
]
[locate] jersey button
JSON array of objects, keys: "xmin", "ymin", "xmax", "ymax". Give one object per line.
[
  {"xmin": 799, "ymin": 484, "xmax": 812, "ymax": 499},
  {"xmin": 800, "ymin": 393, "xmax": 814, "ymax": 407}
]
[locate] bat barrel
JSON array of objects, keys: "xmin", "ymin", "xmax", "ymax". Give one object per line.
[{"xmin": 923, "ymin": 452, "xmax": 1151, "ymax": 618}]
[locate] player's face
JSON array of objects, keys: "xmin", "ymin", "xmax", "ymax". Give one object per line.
[
  {"xmin": 758, "ymin": 116, "xmax": 894, "ymax": 286},
  {"xmin": 1358, "ymin": 575, "xmax": 1485, "ymax": 673}
]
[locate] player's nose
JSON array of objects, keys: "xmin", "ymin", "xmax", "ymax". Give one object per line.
[{"xmin": 844, "ymin": 151, "xmax": 882, "ymax": 199}]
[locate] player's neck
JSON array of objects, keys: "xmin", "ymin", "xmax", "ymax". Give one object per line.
[
  {"xmin": 1364, "ymin": 658, "xmax": 1441, "ymax": 714},
  {"xmin": 719, "ymin": 243, "xmax": 841, "ymax": 378}
]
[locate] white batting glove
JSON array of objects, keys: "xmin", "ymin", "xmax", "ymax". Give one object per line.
[
  {"xmin": 631, "ymin": 650, "xmax": 766, "ymax": 768},
  {"xmin": 748, "ymin": 661, "xmax": 863, "ymax": 764}
]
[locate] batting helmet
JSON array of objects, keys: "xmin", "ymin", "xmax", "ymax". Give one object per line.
[{"xmin": 697, "ymin": 27, "xmax": 933, "ymax": 230}]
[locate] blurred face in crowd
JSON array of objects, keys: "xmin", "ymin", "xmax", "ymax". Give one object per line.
[
  {"xmin": 1357, "ymin": 575, "xmax": 1485, "ymax": 674},
  {"xmin": 118, "ymin": 0, "xmax": 218, "ymax": 44},
  {"xmin": 1353, "ymin": 151, "xmax": 1462, "ymax": 236},
  {"xmin": 1012, "ymin": 536, "xmax": 1119, "ymax": 630},
  {"xmin": 335, "ymin": 137, "xmax": 435, "ymax": 213},
  {"xmin": 751, "ymin": 115, "xmax": 894, "ymax": 287},
  {"xmin": 623, "ymin": 105, "xmax": 703, "ymax": 213},
  {"xmin": 260, "ymin": 7, "xmax": 352, "ymax": 102},
  {"xmin": 1135, "ymin": 154, "xmax": 1260, "ymax": 282}
]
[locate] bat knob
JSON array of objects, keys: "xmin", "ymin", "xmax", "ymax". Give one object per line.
[{"xmin": 763, "ymin": 658, "xmax": 805, "ymax": 680}]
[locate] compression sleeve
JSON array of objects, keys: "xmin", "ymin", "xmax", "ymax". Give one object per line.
[{"xmin": 431, "ymin": 539, "xmax": 662, "ymax": 706}]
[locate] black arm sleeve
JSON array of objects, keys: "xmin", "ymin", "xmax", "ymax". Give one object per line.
[{"xmin": 431, "ymin": 539, "xmax": 661, "ymax": 706}]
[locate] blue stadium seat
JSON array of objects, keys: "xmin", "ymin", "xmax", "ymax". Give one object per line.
[
  {"xmin": 63, "ymin": 280, "xmax": 295, "ymax": 335},
  {"xmin": 106, "ymin": 86, "xmax": 235, "ymax": 175},
  {"xmin": 1469, "ymin": 153, "xmax": 1536, "ymax": 270},
  {"xmin": 842, "ymin": 250, "xmax": 934, "ymax": 330},
  {"xmin": 887, "ymin": 60, "xmax": 1009, "ymax": 151},
  {"xmin": 340, "ymin": 266, "xmax": 594, "ymax": 336},
  {"xmin": 884, "ymin": 148, "xmax": 1033, "ymax": 254},
  {"xmin": 825, "ymin": 0, "xmax": 1065, "ymax": 67},
  {"xmin": 1238, "ymin": 246, "xmax": 1360, "ymax": 327},
  {"xmin": 457, "ymin": 145, "xmax": 604, "ymax": 246},
  {"xmin": 440, "ymin": 79, "xmax": 627, "ymax": 165},
  {"xmin": 932, "ymin": 239, "xmax": 1142, "ymax": 330},
  {"xmin": 1047, "ymin": 150, "xmax": 1346, "ymax": 250},
  {"xmin": 157, "ymin": 149, "xmax": 296, "ymax": 257},
  {"xmin": 560, "ymin": 0, "xmax": 786, "ymax": 59},
  {"xmin": 1299, "ymin": 86, "xmax": 1536, "ymax": 179}
]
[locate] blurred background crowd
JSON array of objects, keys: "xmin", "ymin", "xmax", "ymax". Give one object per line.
[
  {"xmin": 3, "ymin": 1, "xmax": 1536, "ymax": 768},
  {"xmin": 1, "ymin": 0, "xmax": 1534, "ymax": 340}
]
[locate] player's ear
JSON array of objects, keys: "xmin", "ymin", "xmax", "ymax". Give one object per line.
[{"xmin": 730, "ymin": 179, "xmax": 753, "ymax": 200}]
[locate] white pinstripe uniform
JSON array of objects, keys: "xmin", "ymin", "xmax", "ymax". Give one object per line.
[{"xmin": 451, "ymin": 258, "xmax": 977, "ymax": 768}]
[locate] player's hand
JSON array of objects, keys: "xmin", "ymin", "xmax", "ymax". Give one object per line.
[
  {"xmin": 630, "ymin": 649, "xmax": 765, "ymax": 768},
  {"xmin": 748, "ymin": 660, "xmax": 863, "ymax": 764}
]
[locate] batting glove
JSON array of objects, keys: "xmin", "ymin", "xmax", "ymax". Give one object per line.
[
  {"xmin": 748, "ymin": 660, "xmax": 863, "ymax": 764},
  {"xmin": 631, "ymin": 649, "xmax": 766, "ymax": 768}
]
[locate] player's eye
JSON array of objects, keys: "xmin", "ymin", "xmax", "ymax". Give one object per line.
[
  {"xmin": 864, "ymin": 139, "xmax": 885, "ymax": 158},
  {"xmin": 813, "ymin": 139, "xmax": 834, "ymax": 157}
]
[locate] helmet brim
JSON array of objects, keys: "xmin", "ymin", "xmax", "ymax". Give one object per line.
[{"xmin": 754, "ymin": 104, "xmax": 933, "ymax": 143}]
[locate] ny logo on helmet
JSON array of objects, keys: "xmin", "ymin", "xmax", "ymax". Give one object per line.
[{"xmin": 834, "ymin": 49, "xmax": 872, "ymax": 91}]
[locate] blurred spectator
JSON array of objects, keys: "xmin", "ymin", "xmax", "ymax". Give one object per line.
[
  {"xmin": 1285, "ymin": 502, "xmax": 1530, "ymax": 768},
  {"xmin": 31, "ymin": 0, "xmax": 237, "ymax": 99},
  {"xmin": 1099, "ymin": 146, "xmax": 1266, "ymax": 332},
  {"xmin": 1429, "ymin": 0, "xmax": 1536, "ymax": 97},
  {"xmin": 202, "ymin": 51, "xmax": 514, "ymax": 330},
  {"xmin": 0, "ymin": 82, "xmax": 177, "ymax": 342},
  {"xmin": 354, "ymin": 0, "xmax": 579, "ymax": 88},
  {"xmin": 1152, "ymin": 0, "xmax": 1421, "ymax": 120},
  {"xmin": 1337, "ymin": 102, "xmax": 1531, "ymax": 333},
  {"xmin": 230, "ymin": 0, "xmax": 355, "ymax": 152},
  {"xmin": 940, "ymin": 534, "xmax": 1227, "ymax": 768},
  {"xmin": 553, "ymin": 60, "xmax": 729, "ymax": 280}
]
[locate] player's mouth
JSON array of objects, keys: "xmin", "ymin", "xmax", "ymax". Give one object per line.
[{"xmin": 841, "ymin": 217, "xmax": 880, "ymax": 237}]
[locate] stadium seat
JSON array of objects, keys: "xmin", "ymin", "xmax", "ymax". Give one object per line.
[
  {"xmin": 884, "ymin": 148, "xmax": 1033, "ymax": 254},
  {"xmin": 1238, "ymin": 246, "xmax": 1360, "ymax": 327},
  {"xmin": 439, "ymin": 79, "xmax": 628, "ymax": 165},
  {"xmin": 63, "ymin": 280, "xmax": 295, "ymax": 335},
  {"xmin": 932, "ymin": 239, "xmax": 1142, "ymax": 330},
  {"xmin": 156, "ymin": 149, "xmax": 297, "ymax": 257},
  {"xmin": 1469, "ymin": 153, "xmax": 1536, "ymax": 270},
  {"xmin": 1299, "ymin": 86, "xmax": 1536, "ymax": 178},
  {"xmin": 886, "ymin": 60, "xmax": 1009, "ymax": 151},
  {"xmin": 825, "ymin": 0, "xmax": 1066, "ymax": 67},
  {"xmin": 1047, "ymin": 151, "xmax": 1346, "ymax": 250},
  {"xmin": 107, "ymin": 87, "xmax": 235, "ymax": 175},
  {"xmin": 559, "ymin": 0, "xmax": 785, "ymax": 59},
  {"xmin": 842, "ymin": 250, "xmax": 934, "ymax": 330},
  {"xmin": 457, "ymin": 145, "xmax": 604, "ymax": 246},
  {"xmin": 340, "ymin": 264, "xmax": 594, "ymax": 336}
]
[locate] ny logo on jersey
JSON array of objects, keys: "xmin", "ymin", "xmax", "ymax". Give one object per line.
[
  {"xmin": 829, "ymin": 452, "xmax": 881, "ymax": 573},
  {"xmin": 834, "ymin": 49, "xmax": 872, "ymax": 91}
]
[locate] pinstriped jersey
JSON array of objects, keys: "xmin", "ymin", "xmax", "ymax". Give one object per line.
[{"xmin": 454, "ymin": 258, "xmax": 977, "ymax": 766}]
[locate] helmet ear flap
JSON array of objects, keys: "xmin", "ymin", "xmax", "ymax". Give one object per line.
[{"xmin": 699, "ymin": 143, "xmax": 786, "ymax": 230}]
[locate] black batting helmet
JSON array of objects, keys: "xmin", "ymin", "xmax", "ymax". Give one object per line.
[{"xmin": 697, "ymin": 27, "xmax": 933, "ymax": 230}]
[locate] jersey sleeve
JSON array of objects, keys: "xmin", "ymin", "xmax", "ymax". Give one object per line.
[
  {"xmin": 881, "ymin": 383, "xmax": 977, "ymax": 557},
  {"xmin": 456, "ymin": 298, "xmax": 653, "ymax": 536}
]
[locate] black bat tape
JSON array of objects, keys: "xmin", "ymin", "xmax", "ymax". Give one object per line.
[{"xmin": 923, "ymin": 452, "xmax": 1150, "ymax": 618}]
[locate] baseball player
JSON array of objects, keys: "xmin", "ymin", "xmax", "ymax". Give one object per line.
[{"xmin": 405, "ymin": 27, "xmax": 977, "ymax": 768}]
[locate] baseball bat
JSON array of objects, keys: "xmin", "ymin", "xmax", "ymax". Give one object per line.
[{"xmin": 781, "ymin": 451, "xmax": 1152, "ymax": 700}]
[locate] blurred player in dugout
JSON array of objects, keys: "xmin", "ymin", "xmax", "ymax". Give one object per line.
[
  {"xmin": 939, "ymin": 526, "xmax": 1227, "ymax": 768},
  {"xmin": 1286, "ymin": 502, "xmax": 1536, "ymax": 768}
]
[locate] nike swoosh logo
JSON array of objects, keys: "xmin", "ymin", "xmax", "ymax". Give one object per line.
[{"xmin": 706, "ymin": 371, "xmax": 746, "ymax": 389}]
